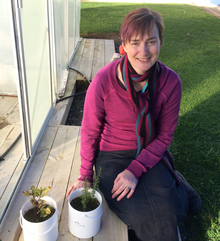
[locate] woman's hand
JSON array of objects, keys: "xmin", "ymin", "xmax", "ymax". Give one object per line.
[
  {"xmin": 66, "ymin": 180, "xmax": 91, "ymax": 200},
  {"xmin": 111, "ymin": 170, "xmax": 138, "ymax": 201}
]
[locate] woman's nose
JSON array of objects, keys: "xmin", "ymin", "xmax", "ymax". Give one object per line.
[{"xmin": 140, "ymin": 44, "xmax": 149, "ymax": 55}]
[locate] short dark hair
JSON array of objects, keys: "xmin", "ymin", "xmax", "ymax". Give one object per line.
[{"xmin": 120, "ymin": 7, "xmax": 164, "ymax": 45}]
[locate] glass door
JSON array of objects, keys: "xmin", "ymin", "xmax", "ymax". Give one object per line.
[
  {"xmin": 0, "ymin": 0, "xmax": 54, "ymax": 229},
  {"xmin": 19, "ymin": 0, "xmax": 53, "ymax": 148}
]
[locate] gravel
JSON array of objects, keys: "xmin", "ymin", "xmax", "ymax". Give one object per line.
[{"xmin": 65, "ymin": 91, "xmax": 86, "ymax": 126}]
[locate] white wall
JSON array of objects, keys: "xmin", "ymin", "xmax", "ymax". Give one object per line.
[
  {"xmin": 0, "ymin": 0, "xmax": 81, "ymax": 97},
  {"xmin": 0, "ymin": 0, "xmax": 17, "ymax": 96},
  {"xmin": 53, "ymin": 0, "xmax": 81, "ymax": 96}
]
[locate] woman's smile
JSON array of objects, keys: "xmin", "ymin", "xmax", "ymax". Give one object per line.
[{"xmin": 137, "ymin": 57, "xmax": 151, "ymax": 62}]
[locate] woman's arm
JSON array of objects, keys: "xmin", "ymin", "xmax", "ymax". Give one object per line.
[{"xmin": 78, "ymin": 74, "xmax": 105, "ymax": 183}]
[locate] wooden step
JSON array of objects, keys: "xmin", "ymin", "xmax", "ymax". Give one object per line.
[{"xmin": 49, "ymin": 38, "xmax": 115, "ymax": 127}]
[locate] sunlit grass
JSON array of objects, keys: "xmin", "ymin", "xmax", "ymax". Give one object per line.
[{"xmin": 81, "ymin": 3, "xmax": 220, "ymax": 240}]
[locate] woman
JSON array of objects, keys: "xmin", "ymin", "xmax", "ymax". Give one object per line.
[{"xmin": 67, "ymin": 7, "xmax": 201, "ymax": 240}]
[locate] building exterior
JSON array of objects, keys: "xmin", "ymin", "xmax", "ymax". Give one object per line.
[{"xmin": 0, "ymin": 0, "xmax": 81, "ymax": 229}]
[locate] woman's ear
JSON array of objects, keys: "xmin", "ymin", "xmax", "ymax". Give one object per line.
[
  {"xmin": 119, "ymin": 45, "xmax": 126, "ymax": 55},
  {"xmin": 122, "ymin": 41, "xmax": 127, "ymax": 53}
]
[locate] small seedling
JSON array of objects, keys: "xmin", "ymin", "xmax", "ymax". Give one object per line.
[
  {"xmin": 22, "ymin": 186, "xmax": 52, "ymax": 218},
  {"xmin": 79, "ymin": 168, "xmax": 101, "ymax": 211}
]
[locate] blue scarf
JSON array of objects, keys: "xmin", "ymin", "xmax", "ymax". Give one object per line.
[
  {"xmin": 120, "ymin": 54, "xmax": 158, "ymax": 157},
  {"xmin": 119, "ymin": 55, "xmax": 181, "ymax": 185}
]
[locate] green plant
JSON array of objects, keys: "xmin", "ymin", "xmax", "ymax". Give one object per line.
[
  {"xmin": 22, "ymin": 186, "xmax": 52, "ymax": 218},
  {"xmin": 80, "ymin": 168, "xmax": 101, "ymax": 211}
]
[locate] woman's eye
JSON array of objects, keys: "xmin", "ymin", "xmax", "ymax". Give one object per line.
[{"xmin": 148, "ymin": 40, "xmax": 157, "ymax": 45}]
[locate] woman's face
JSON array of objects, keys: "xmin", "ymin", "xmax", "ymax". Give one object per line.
[{"xmin": 122, "ymin": 24, "xmax": 161, "ymax": 75}]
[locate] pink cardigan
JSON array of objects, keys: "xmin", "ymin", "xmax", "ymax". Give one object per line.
[{"xmin": 79, "ymin": 60, "xmax": 182, "ymax": 182}]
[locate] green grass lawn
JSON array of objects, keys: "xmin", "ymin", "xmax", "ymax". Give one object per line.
[{"xmin": 81, "ymin": 3, "xmax": 220, "ymax": 240}]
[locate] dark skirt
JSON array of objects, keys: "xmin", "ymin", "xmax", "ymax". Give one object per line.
[{"xmin": 95, "ymin": 150, "xmax": 188, "ymax": 241}]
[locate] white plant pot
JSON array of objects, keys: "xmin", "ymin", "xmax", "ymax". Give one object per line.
[
  {"xmin": 68, "ymin": 188, "xmax": 103, "ymax": 239},
  {"xmin": 20, "ymin": 196, "xmax": 58, "ymax": 241}
]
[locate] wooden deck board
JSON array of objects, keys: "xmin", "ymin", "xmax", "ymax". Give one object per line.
[
  {"xmin": 15, "ymin": 121, "xmax": 128, "ymax": 241},
  {"xmin": 57, "ymin": 126, "xmax": 88, "ymax": 241},
  {"xmin": 4, "ymin": 103, "xmax": 20, "ymax": 125},
  {"xmin": 38, "ymin": 126, "xmax": 80, "ymax": 221},
  {"xmin": 0, "ymin": 39, "xmax": 128, "ymax": 241},
  {"xmin": 104, "ymin": 39, "xmax": 115, "ymax": 66},
  {"xmin": 0, "ymin": 124, "xmax": 21, "ymax": 156},
  {"xmin": 48, "ymin": 38, "xmax": 85, "ymax": 127},
  {"xmin": 91, "ymin": 39, "xmax": 105, "ymax": 80},
  {"xmin": 1, "ymin": 126, "xmax": 128, "ymax": 241},
  {"xmin": 0, "ymin": 125, "xmax": 15, "ymax": 148},
  {"xmin": 77, "ymin": 39, "xmax": 95, "ymax": 81},
  {"xmin": 0, "ymin": 96, "xmax": 18, "ymax": 125},
  {"xmin": 0, "ymin": 136, "xmax": 24, "ymax": 215},
  {"xmin": 71, "ymin": 38, "xmax": 85, "ymax": 70},
  {"xmin": 0, "ymin": 126, "xmax": 59, "ymax": 241},
  {"xmin": 0, "ymin": 96, "xmax": 23, "ymax": 221},
  {"xmin": 94, "ymin": 192, "xmax": 128, "ymax": 241},
  {"xmin": 48, "ymin": 38, "xmax": 115, "ymax": 128}
]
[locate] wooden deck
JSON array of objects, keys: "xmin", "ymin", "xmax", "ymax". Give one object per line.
[
  {"xmin": 0, "ymin": 39, "xmax": 129, "ymax": 241},
  {"xmin": 0, "ymin": 96, "xmax": 24, "ymax": 221}
]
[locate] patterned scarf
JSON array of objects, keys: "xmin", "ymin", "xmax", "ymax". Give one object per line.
[
  {"xmin": 119, "ymin": 55, "xmax": 181, "ymax": 185},
  {"xmin": 120, "ymin": 54, "xmax": 158, "ymax": 157}
]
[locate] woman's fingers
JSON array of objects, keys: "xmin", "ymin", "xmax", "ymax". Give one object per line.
[
  {"xmin": 66, "ymin": 180, "xmax": 91, "ymax": 200},
  {"xmin": 111, "ymin": 170, "xmax": 138, "ymax": 201},
  {"xmin": 115, "ymin": 186, "xmax": 133, "ymax": 201},
  {"xmin": 126, "ymin": 187, "xmax": 135, "ymax": 199},
  {"xmin": 66, "ymin": 185, "xmax": 75, "ymax": 196},
  {"xmin": 112, "ymin": 183, "xmax": 124, "ymax": 199},
  {"xmin": 66, "ymin": 182, "xmax": 79, "ymax": 196},
  {"xmin": 66, "ymin": 184, "xmax": 77, "ymax": 201},
  {"xmin": 111, "ymin": 178, "xmax": 122, "ymax": 195}
]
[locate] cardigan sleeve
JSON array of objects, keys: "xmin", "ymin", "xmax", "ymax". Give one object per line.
[
  {"xmin": 126, "ymin": 70, "xmax": 182, "ymax": 180},
  {"xmin": 78, "ymin": 74, "xmax": 105, "ymax": 183}
]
